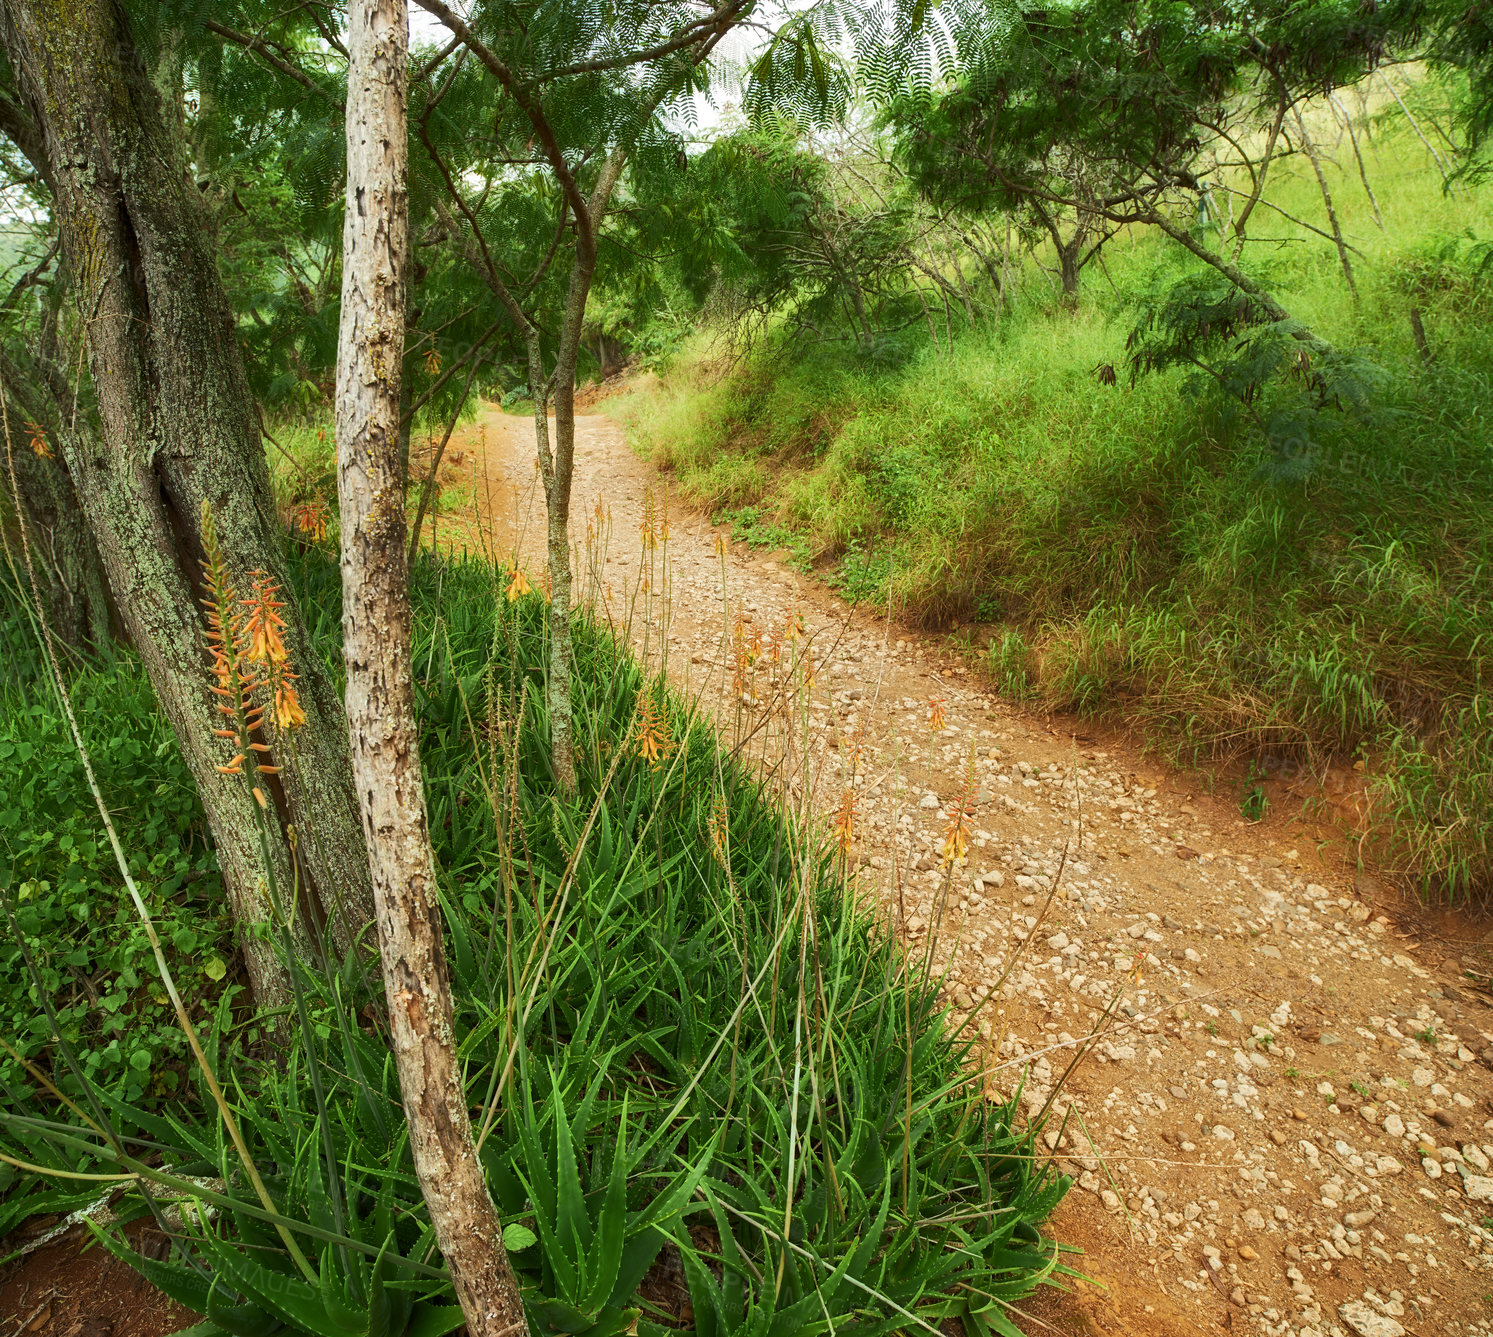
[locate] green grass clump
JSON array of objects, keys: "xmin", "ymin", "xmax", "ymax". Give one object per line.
[
  {"xmin": 617, "ymin": 122, "xmax": 1493, "ymax": 899},
  {"xmin": 0, "ymin": 547, "xmax": 1069, "ymax": 1333}
]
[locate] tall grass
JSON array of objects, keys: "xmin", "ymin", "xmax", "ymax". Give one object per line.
[
  {"xmin": 0, "ymin": 544, "xmax": 1071, "ymax": 1334},
  {"xmin": 617, "ymin": 112, "xmax": 1493, "ymax": 899}
]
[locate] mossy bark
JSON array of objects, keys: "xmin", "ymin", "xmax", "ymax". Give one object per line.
[
  {"xmin": 0, "ymin": 0, "xmax": 376, "ymax": 1000},
  {"xmin": 2, "ymin": 370, "xmax": 112, "ymax": 653}
]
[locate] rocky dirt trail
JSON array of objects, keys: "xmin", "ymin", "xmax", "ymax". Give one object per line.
[{"xmin": 428, "ymin": 400, "xmax": 1493, "ymax": 1337}]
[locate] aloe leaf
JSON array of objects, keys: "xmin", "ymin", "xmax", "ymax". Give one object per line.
[
  {"xmin": 318, "ymin": 1242, "xmax": 367, "ymax": 1335},
  {"xmin": 204, "ymin": 1277, "xmax": 284, "ymax": 1337},
  {"xmin": 582, "ymin": 1096, "xmax": 628, "ymax": 1311},
  {"xmin": 404, "ymin": 1303, "xmax": 468, "ymax": 1337},
  {"xmin": 195, "ymin": 1225, "xmax": 329, "ymax": 1333}
]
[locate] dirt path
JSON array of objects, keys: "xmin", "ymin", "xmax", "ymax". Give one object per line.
[{"xmin": 425, "ymin": 400, "xmax": 1493, "ymax": 1337}]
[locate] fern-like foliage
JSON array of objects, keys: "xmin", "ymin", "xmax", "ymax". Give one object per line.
[{"xmin": 1125, "ymin": 270, "xmax": 1384, "ymax": 482}]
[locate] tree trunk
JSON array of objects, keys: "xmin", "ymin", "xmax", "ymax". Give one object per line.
[
  {"xmin": 0, "ymin": 0, "xmax": 376, "ymax": 989},
  {"xmin": 542, "ymin": 376, "xmax": 580, "ymax": 798},
  {"xmin": 1143, "ymin": 208, "xmax": 1333, "ymax": 358},
  {"xmin": 1, "ymin": 365, "xmax": 112, "ymax": 653},
  {"xmin": 536, "ymin": 152, "xmax": 625, "ymax": 799},
  {"xmin": 1057, "ymin": 239, "xmax": 1081, "ymax": 298},
  {"xmin": 595, "ymin": 332, "xmax": 624, "ymax": 378},
  {"xmin": 335, "ymin": 6, "xmax": 528, "ymax": 1336}
]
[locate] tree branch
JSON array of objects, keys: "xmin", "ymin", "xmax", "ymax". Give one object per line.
[
  {"xmin": 535, "ymin": 0, "xmax": 751, "ymax": 82},
  {"xmin": 402, "ymin": 318, "xmax": 506, "ymax": 428},
  {"xmin": 204, "ymin": 20, "xmax": 331, "ymax": 97},
  {"xmin": 410, "ymin": 0, "xmax": 593, "ymax": 236}
]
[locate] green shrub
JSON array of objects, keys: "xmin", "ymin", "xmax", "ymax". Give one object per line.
[{"xmin": 0, "ymin": 619, "xmax": 231, "ymax": 1116}]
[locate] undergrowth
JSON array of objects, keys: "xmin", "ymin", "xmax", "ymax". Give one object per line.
[
  {"xmin": 616, "ymin": 125, "xmax": 1493, "ymax": 901},
  {"xmin": 0, "ymin": 610, "xmax": 232, "ymax": 1130},
  {"xmin": 0, "ymin": 547, "xmax": 1069, "ymax": 1334}
]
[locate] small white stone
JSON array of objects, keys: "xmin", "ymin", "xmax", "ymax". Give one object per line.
[
  {"xmin": 1338, "ymin": 1299, "xmax": 1406, "ymax": 1337},
  {"xmin": 1464, "ymin": 1174, "xmax": 1493, "ymax": 1203},
  {"xmin": 1213, "ymin": 1125, "xmax": 1236, "ymax": 1141},
  {"xmin": 1382, "ymin": 1113, "xmax": 1406, "ymax": 1138}
]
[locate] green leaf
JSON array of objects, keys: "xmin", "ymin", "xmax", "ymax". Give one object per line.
[{"xmin": 501, "ymin": 1222, "xmax": 538, "ymax": 1252}]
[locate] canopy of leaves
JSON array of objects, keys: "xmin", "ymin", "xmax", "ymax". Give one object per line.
[{"xmin": 885, "ymin": 0, "xmax": 1427, "ymax": 223}]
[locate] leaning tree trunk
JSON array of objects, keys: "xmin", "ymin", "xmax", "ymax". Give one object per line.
[
  {"xmin": 335, "ymin": 5, "xmax": 528, "ymax": 1335},
  {"xmin": 0, "ymin": 364, "xmax": 112, "ymax": 653},
  {"xmin": 0, "ymin": 0, "xmax": 376, "ymax": 996}
]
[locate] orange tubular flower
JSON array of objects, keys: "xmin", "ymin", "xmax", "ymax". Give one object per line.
[
  {"xmin": 928, "ymin": 698, "xmax": 947, "ymax": 733},
  {"xmin": 290, "ymin": 497, "xmax": 329, "ymax": 544},
  {"xmin": 274, "ymin": 680, "xmax": 307, "ymax": 730},
  {"xmin": 635, "ymin": 690, "xmax": 672, "ymax": 767},
  {"xmin": 940, "ymin": 813, "xmax": 970, "ymax": 865},
  {"xmin": 244, "ymin": 573, "xmax": 290, "ymax": 665},
  {"xmin": 941, "ymin": 760, "xmax": 977, "ymax": 865},
  {"xmin": 25, "ymin": 421, "xmax": 51, "ymax": 458},
  {"xmin": 640, "ymin": 487, "xmax": 658, "ymax": 551},
  {"xmin": 833, "ymin": 788, "xmax": 856, "ymax": 858}
]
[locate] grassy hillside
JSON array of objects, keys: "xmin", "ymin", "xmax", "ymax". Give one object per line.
[{"xmin": 618, "ymin": 113, "xmax": 1493, "ymax": 900}]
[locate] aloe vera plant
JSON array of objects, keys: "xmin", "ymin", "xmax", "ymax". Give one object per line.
[{"xmin": 2, "ymin": 549, "xmax": 1072, "ymax": 1336}]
